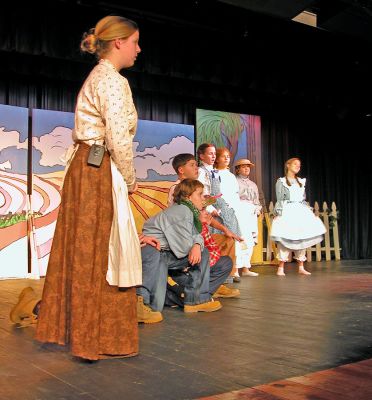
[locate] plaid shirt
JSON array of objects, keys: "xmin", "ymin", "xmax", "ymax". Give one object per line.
[{"xmin": 201, "ymin": 223, "xmax": 221, "ymax": 267}]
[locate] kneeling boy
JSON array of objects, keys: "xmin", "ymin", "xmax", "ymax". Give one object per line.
[{"xmin": 137, "ymin": 179, "xmax": 232, "ymax": 319}]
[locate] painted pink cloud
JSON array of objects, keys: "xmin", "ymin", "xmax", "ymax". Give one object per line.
[
  {"xmin": 0, "ymin": 127, "xmax": 28, "ymax": 151},
  {"xmin": 32, "ymin": 127, "xmax": 74, "ymax": 167},
  {"xmin": 133, "ymin": 135, "xmax": 194, "ymax": 179},
  {"xmin": 0, "ymin": 160, "xmax": 12, "ymax": 170}
]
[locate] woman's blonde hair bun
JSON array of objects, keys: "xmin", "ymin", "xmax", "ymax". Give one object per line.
[{"xmin": 80, "ymin": 28, "xmax": 98, "ymax": 54}]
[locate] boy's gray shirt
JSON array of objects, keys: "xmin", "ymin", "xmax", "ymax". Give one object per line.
[{"xmin": 142, "ymin": 204, "xmax": 204, "ymax": 258}]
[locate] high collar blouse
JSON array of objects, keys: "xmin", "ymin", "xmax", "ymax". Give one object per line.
[
  {"xmin": 73, "ymin": 58, "xmax": 137, "ymax": 186},
  {"xmin": 236, "ymin": 175, "xmax": 260, "ymax": 206}
]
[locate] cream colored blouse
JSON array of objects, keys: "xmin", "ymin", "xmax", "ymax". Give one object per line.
[{"xmin": 73, "ymin": 58, "xmax": 137, "ymax": 187}]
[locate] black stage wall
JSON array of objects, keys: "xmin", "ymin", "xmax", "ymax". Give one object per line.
[{"xmin": 1, "ymin": 0, "xmax": 371, "ymax": 259}]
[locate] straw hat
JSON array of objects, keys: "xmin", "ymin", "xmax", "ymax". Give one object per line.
[{"xmin": 234, "ymin": 158, "xmax": 255, "ymax": 168}]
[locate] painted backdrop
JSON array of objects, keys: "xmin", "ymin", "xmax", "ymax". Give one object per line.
[
  {"xmin": 196, "ymin": 108, "xmax": 262, "ymax": 189},
  {"xmin": 0, "ymin": 105, "xmax": 29, "ymax": 278},
  {"xmin": 0, "ymin": 105, "xmax": 194, "ymax": 278}
]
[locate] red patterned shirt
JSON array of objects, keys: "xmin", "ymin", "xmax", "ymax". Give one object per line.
[{"xmin": 201, "ymin": 223, "xmax": 221, "ymax": 267}]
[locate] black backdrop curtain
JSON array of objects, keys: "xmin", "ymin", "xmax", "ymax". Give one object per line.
[
  {"xmin": 1, "ymin": 1, "xmax": 371, "ymax": 259},
  {"xmin": 262, "ymin": 115, "xmax": 372, "ymax": 260}
]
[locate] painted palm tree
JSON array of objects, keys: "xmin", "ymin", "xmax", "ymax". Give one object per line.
[{"xmin": 196, "ymin": 109, "xmax": 244, "ymax": 165}]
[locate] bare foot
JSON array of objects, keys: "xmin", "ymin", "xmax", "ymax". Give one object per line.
[
  {"xmin": 242, "ymin": 269, "xmax": 259, "ymax": 276},
  {"xmin": 298, "ymin": 268, "xmax": 311, "ymax": 275}
]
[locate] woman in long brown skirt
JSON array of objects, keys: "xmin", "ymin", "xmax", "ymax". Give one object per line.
[
  {"xmin": 35, "ymin": 144, "xmax": 139, "ymax": 360},
  {"xmin": 10, "ymin": 15, "xmax": 147, "ymax": 360}
]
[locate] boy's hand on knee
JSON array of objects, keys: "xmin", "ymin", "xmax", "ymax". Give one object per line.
[
  {"xmin": 188, "ymin": 244, "xmax": 201, "ymax": 265},
  {"xmin": 138, "ymin": 234, "xmax": 161, "ymax": 250}
]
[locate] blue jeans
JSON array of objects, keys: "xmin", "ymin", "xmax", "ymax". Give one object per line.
[
  {"xmin": 167, "ymin": 255, "xmax": 232, "ymax": 307},
  {"xmin": 137, "ymin": 245, "xmax": 233, "ymax": 311}
]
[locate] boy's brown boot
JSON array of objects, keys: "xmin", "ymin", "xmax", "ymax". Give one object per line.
[
  {"xmin": 10, "ymin": 287, "xmax": 40, "ymax": 326},
  {"xmin": 137, "ymin": 296, "xmax": 163, "ymax": 324},
  {"xmin": 212, "ymin": 284, "xmax": 240, "ymax": 298},
  {"xmin": 184, "ymin": 299, "xmax": 222, "ymax": 313}
]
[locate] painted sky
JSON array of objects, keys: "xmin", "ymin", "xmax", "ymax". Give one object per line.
[
  {"xmin": 0, "ymin": 105, "xmax": 28, "ymax": 141},
  {"xmin": 135, "ymin": 120, "xmax": 194, "ymax": 152},
  {"xmin": 0, "ymin": 105, "xmax": 29, "ymax": 173},
  {"xmin": 1, "ymin": 106, "xmax": 195, "ymax": 180},
  {"xmin": 32, "ymin": 109, "xmax": 75, "ymax": 173},
  {"xmin": 133, "ymin": 120, "xmax": 194, "ymax": 181}
]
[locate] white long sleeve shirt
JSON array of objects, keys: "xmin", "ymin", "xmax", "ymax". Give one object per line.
[{"xmin": 73, "ymin": 58, "xmax": 137, "ymax": 187}]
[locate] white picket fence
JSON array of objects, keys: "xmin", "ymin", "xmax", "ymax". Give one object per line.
[{"xmin": 263, "ymin": 201, "xmax": 341, "ymax": 261}]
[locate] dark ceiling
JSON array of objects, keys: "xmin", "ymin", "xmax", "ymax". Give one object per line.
[
  {"xmin": 57, "ymin": 0, "xmax": 372, "ymax": 45},
  {"xmin": 3, "ymin": 0, "xmax": 372, "ymax": 120},
  {"xmin": 218, "ymin": 0, "xmax": 372, "ymax": 43}
]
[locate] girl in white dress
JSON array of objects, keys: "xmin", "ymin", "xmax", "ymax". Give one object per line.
[
  {"xmin": 214, "ymin": 148, "xmax": 258, "ymax": 277},
  {"xmin": 270, "ymin": 158, "xmax": 326, "ymax": 276}
]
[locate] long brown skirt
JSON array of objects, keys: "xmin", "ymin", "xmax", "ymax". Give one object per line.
[{"xmin": 35, "ymin": 143, "xmax": 138, "ymax": 360}]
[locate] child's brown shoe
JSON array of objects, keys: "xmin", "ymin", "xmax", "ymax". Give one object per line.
[
  {"xmin": 184, "ymin": 299, "xmax": 222, "ymax": 313},
  {"xmin": 212, "ymin": 285, "xmax": 240, "ymax": 298},
  {"xmin": 137, "ymin": 296, "xmax": 163, "ymax": 324}
]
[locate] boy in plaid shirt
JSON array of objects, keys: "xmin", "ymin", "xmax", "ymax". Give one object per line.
[{"xmin": 167, "ymin": 154, "xmax": 240, "ymax": 300}]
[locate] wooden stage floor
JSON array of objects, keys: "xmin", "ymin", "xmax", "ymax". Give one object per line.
[{"xmin": 1, "ymin": 259, "xmax": 372, "ymax": 399}]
